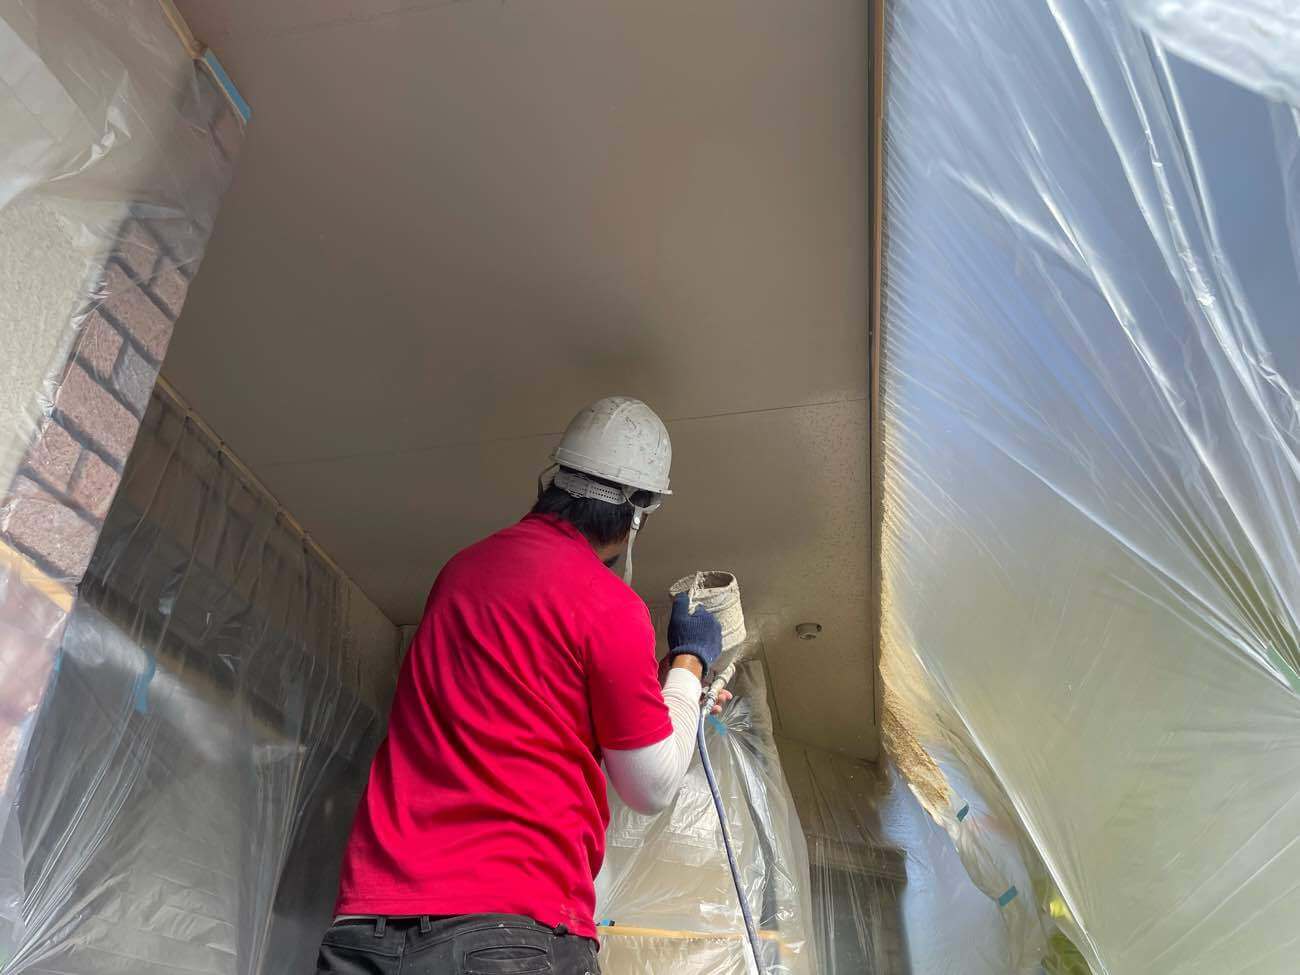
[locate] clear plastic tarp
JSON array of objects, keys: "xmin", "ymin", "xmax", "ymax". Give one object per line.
[
  {"xmin": 17, "ymin": 0, "xmax": 1300, "ymax": 971},
  {"xmin": 2, "ymin": 3, "xmax": 251, "ymax": 968},
  {"xmin": 881, "ymin": 0, "xmax": 1300, "ymax": 972},
  {"xmin": 595, "ymin": 658, "xmax": 817, "ymax": 974},
  {"xmin": 781, "ymin": 741, "xmax": 1069, "ymax": 975},
  {"xmin": 1122, "ymin": 0, "xmax": 1300, "ymax": 106},
  {"xmin": 1, "ymin": 391, "xmax": 402, "ymax": 972},
  {"xmin": 1, "ymin": 0, "xmax": 240, "ymax": 493}
]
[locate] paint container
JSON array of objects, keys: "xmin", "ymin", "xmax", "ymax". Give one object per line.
[{"xmin": 669, "ymin": 570, "xmax": 746, "ymax": 651}]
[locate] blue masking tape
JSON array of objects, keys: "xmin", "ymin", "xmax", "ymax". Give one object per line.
[
  {"xmin": 133, "ymin": 656, "xmax": 157, "ymax": 714},
  {"xmin": 998, "ymin": 886, "xmax": 1019, "ymax": 908},
  {"xmin": 956, "ymin": 804, "xmax": 970, "ymax": 822},
  {"xmin": 707, "ymin": 714, "xmax": 727, "ymax": 736},
  {"xmin": 202, "ymin": 49, "xmax": 252, "ymax": 123}
]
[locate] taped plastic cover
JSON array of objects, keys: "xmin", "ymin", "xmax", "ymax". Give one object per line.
[
  {"xmin": 1, "ymin": 391, "xmax": 401, "ymax": 972},
  {"xmin": 2, "ymin": 2, "xmax": 255, "ymax": 969},
  {"xmin": 1, "ymin": 0, "xmax": 240, "ymax": 494},
  {"xmin": 783, "ymin": 743, "xmax": 1064, "ymax": 975},
  {"xmin": 882, "ymin": 0, "xmax": 1300, "ymax": 972},
  {"xmin": 595, "ymin": 659, "xmax": 816, "ymax": 974}
]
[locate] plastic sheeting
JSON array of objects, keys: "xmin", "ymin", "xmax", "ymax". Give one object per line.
[
  {"xmin": 1, "ymin": 391, "xmax": 402, "ymax": 972},
  {"xmin": 881, "ymin": 1, "xmax": 1300, "ymax": 973},
  {"xmin": 1122, "ymin": 0, "xmax": 1300, "ymax": 106},
  {"xmin": 1, "ymin": 0, "xmax": 240, "ymax": 492},
  {"xmin": 595, "ymin": 658, "xmax": 817, "ymax": 974},
  {"xmin": 780, "ymin": 743, "xmax": 910, "ymax": 974},
  {"xmin": 782, "ymin": 742, "xmax": 1065, "ymax": 975},
  {"xmin": 2, "ymin": 4, "xmax": 251, "ymax": 969}
]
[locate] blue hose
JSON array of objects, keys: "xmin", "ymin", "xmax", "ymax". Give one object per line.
[{"xmin": 698, "ymin": 709, "xmax": 766, "ymax": 974}]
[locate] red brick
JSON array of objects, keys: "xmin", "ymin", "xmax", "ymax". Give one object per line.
[
  {"xmin": 75, "ymin": 310, "xmax": 124, "ymax": 380},
  {"xmin": 112, "ymin": 345, "xmax": 158, "ymax": 418},
  {"xmin": 101, "ymin": 262, "xmax": 176, "ymax": 362},
  {"xmin": 116, "ymin": 221, "xmax": 161, "ymax": 279},
  {"xmin": 26, "ymin": 420, "xmax": 81, "ymax": 493},
  {"xmin": 54, "ymin": 364, "xmax": 138, "ymax": 463},
  {"xmin": 149, "ymin": 266, "xmax": 191, "ymax": 317},
  {"xmin": 69, "ymin": 451, "xmax": 120, "ymax": 519},
  {"xmin": 0, "ymin": 477, "xmax": 98, "ymax": 581}
]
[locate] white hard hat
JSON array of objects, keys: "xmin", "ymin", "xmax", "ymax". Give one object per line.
[{"xmin": 551, "ymin": 397, "xmax": 672, "ymax": 495}]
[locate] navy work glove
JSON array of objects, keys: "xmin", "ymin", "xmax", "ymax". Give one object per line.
[{"xmin": 667, "ymin": 593, "xmax": 723, "ymax": 674}]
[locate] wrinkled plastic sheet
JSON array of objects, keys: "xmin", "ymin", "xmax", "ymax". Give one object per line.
[
  {"xmin": 595, "ymin": 659, "xmax": 817, "ymax": 974},
  {"xmin": 1, "ymin": 0, "xmax": 239, "ymax": 493},
  {"xmin": 1, "ymin": 393, "xmax": 401, "ymax": 973},
  {"xmin": 781, "ymin": 741, "xmax": 1072, "ymax": 975},
  {"xmin": 881, "ymin": 0, "xmax": 1300, "ymax": 973},
  {"xmin": 1123, "ymin": 0, "xmax": 1300, "ymax": 106},
  {"xmin": 1, "ymin": 3, "xmax": 251, "ymax": 969}
]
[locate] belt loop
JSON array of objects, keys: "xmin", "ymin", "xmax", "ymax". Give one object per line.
[
  {"xmin": 373, "ymin": 917, "xmax": 387, "ymax": 938},
  {"xmin": 419, "ymin": 915, "xmax": 432, "ymax": 934}
]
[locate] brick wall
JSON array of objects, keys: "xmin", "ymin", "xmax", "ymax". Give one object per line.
[
  {"xmin": 1, "ymin": 219, "xmax": 191, "ymax": 583},
  {"xmin": 0, "ymin": 2, "xmax": 245, "ymax": 835}
]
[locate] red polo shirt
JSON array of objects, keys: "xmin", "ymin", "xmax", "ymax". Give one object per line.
[{"xmin": 335, "ymin": 514, "xmax": 671, "ymax": 937}]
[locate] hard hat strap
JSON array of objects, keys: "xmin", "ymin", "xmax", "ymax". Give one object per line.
[
  {"xmin": 543, "ymin": 466, "xmax": 659, "ymax": 585},
  {"xmin": 622, "ymin": 506, "xmax": 651, "ymax": 585}
]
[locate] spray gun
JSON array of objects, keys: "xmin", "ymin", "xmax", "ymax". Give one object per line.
[
  {"xmin": 702, "ymin": 660, "xmax": 737, "ymax": 715},
  {"xmin": 669, "ymin": 571, "xmax": 765, "ymax": 975}
]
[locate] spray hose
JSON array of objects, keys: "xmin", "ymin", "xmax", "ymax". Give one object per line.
[
  {"xmin": 698, "ymin": 661, "xmax": 765, "ymax": 975},
  {"xmin": 670, "ymin": 571, "xmax": 764, "ymax": 973}
]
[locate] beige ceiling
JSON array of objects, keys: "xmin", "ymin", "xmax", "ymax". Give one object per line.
[{"xmin": 167, "ymin": 0, "xmax": 874, "ymax": 758}]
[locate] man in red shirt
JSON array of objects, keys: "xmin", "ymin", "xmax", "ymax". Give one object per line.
[{"xmin": 316, "ymin": 397, "xmax": 724, "ymax": 975}]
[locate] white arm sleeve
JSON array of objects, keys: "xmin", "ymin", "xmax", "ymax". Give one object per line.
[{"xmin": 604, "ymin": 667, "xmax": 701, "ymax": 815}]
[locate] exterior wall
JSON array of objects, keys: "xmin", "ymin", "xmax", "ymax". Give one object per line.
[
  {"xmin": 3, "ymin": 216, "xmax": 194, "ymax": 581},
  {"xmin": 1, "ymin": 0, "xmax": 244, "ymax": 582},
  {"xmin": 0, "ymin": 0, "xmax": 245, "ymax": 922},
  {"xmin": 1, "ymin": 389, "xmax": 402, "ymax": 971},
  {"xmin": 0, "ymin": 197, "xmax": 99, "ymax": 495}
]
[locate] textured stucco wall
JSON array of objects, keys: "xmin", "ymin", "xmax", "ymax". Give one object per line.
[{"xmin": 0, "ymin": 198, "xmax": 114, "ymax": 493}]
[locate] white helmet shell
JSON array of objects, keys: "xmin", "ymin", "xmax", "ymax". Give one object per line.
[{"xmin": 551, "ymin": 397, "xmax": 672, "ymax": 495}]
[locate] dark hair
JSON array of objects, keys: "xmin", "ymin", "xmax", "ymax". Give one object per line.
[{"xmin": 532, "ymin": 469, "xmax": 635, "ymax": 546}]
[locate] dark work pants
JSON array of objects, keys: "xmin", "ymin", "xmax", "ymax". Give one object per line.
[{"xmin": 314, "ymin": 914, "xmax": 601, "ymax": 975}]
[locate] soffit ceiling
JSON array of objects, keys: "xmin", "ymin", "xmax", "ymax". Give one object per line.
[{"xmin": 168, "ymin": 0, "xmax": 875, "ymax": 758}]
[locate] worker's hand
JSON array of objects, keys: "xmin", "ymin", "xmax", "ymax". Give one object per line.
[
  {"xmin": 709, "ymin": 689, "xmax": 733, "ymax": 715},
  {"xmin": 667, "ymin": 593, "xmax": 723, "ymax": 674}
]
